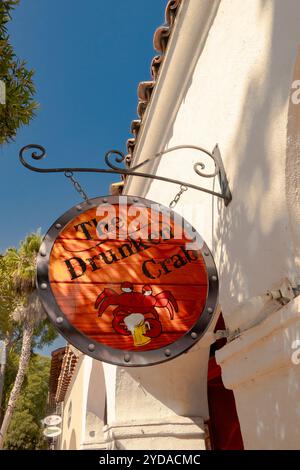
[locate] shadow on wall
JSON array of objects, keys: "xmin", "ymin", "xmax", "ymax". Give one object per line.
[
  {"xmin": 214, "ymin": 0, "xmax": 300, "ymax": 310},
  {"xmin": 159, "ymin": 1, "xmax": 299, "ymax": 313},
  {"xmin": 216, "ymin": 0, "xmax": 300, "ymax": 449},
  {"xmin": 117, "ymin": 345, "xmax": 211, "ymax": 423},
  {"xmin": 214, "ymin": 0, "xmax": 300, "ymax": 449},
  {"xmin": 286, "ymin": 44, "xmax": 300, "ymax": 268},
  {"xmin": 235, "ymin": 344, "xmax": 300, "ymax": 449},
  {"xmin": 125, "ymin": 0, "xmax": 300, "ymax": 447},
  {"xmin": 85, "ymin": 360, "xmax": 106, "ymax": 444},
  {"xmin": 69, "ymin": 429, "xmax": 77, "ymax": 450}
]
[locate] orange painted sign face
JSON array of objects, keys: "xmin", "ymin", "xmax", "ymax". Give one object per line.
[{"xmin": 37, "ymin": 196, "xmax": 218, "ymax": 366}]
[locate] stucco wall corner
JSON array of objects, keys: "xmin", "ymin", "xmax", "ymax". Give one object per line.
[{"xmin": 216, "ymin": 295, "xmax": 300, "ymax": 390}]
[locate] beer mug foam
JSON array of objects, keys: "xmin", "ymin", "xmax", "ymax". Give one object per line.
[{"xmin": 124, "ymin": 313, "xmax": 151, "ymax": 347}]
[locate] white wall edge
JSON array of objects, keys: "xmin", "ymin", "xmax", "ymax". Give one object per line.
[
  {"xmin": 124, "ymin": 0, "xmax": 221, "ymax": 197},
  {"xmin": 216, "ymin": 295, "xmax": 300, "ymax": 389}
]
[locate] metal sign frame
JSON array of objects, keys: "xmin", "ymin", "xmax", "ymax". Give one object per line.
[{"xmin": 37, "ymin": 195, "xmax": 219, "ymax": 367}]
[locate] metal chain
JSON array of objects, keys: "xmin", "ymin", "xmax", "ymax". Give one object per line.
[
  {"xmin": 169, "ymin": 184, "xmax": 188, "ymax": 208},
  {"xmin": 64, "ymin": 171, "xmax": 89, "ymax": 202}
]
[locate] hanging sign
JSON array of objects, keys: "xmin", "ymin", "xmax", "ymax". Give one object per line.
[
  {"xmin": 37, "ymin": 196, "xmax": 218, "ymax": 366},
  {"xmin": 43, "ymin": 415, "xmax": 62, "ymax": 426},
  {"xmin": 43, "ymin": 426, "xmax": 62, "ymax": 438}
]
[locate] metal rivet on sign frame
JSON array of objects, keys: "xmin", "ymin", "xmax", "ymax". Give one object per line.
[
  {"xmin": 207, "ymin": 307, "xmax": 213, "ymax": 314},
  {"xmin": 191, "ymin": 332, "xmax": 198, "ymax": 339},
  {"xmin": 56, "ymin": 317, "xmax": 63, "ymax": 324},
  {"xmin": 39, "ymin": 249, "xmax": 46, "ymax": 257},
  {"xmin": 124, "ymin": 354, "xmax": 131, "ymax": 363},
  {"xmin": 165, "ymin": 349, "xmax": 171, "ymax": 357},
  {"xmin": 88, "ymin": 344, "xmax": 95, "ymax": 352},
  {"xmin": 40, "ymin": 283, "xmax": 48, "ymax": 290},
  {"xmin": 102, "ymin": 198, "xmax": 108, "ymax": 203},
  {"xmin": 211, "ymin": 275, "xmax": 217, "ymax": 282},
  {"xmin": 55, "ymin": 223, "xmax": 62, "ymax": 229},
  {"xmin": 76, "ymin": 205, "xmax": 81, "ymax": 211}
]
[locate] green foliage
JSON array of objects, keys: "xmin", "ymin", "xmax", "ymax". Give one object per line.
[
  {"xmin": 3, "ymin": 409, "xmax": 42, "ymax": 450},
  {"xmin": 0, "ymin": 232, "xmax": 57, "ymax": 341},
  {"xmin": 5, "ymin": 232, "xmax": 43, "ymax": 295},
  {"xmin": 0, "ymin": 232, "xmax": 58, "ymax": 430},
  {"xmin": 0, "ymin": 253, "xmax": 18, "ymax": 334},
  {"xmin": 0, "ymin": 231, "xmax": 58, "ymax": 344},
  {"xmin": 3, "ymin": 354, "xmax": 50, "ymax": 449},
  {"xmin": 32, "ymin": 319, "xmax": 58, "ymax": 351},
  {"xmin": 0, "ymin": 0, "xmax": 38, "ymax": 144}
]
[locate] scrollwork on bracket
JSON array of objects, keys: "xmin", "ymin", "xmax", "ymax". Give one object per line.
[{"xmin": 19, "ymin": 144, "xmax": 232, "ymax": 205}]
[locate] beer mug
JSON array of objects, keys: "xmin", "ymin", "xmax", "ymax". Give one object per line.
[
  {"xmin": 124, "ymin": 314, "xmax": 151, "ymax": 347},
  {"xmin": 133, "ymin": 319, "xmax": 151, "ymax": 347}
]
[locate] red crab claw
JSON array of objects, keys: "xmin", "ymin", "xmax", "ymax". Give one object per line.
[
  {"xmin": 144, "ymin": 318, "xmax": 162, "ymax": 338},
  {"xmin": 154, "ymin": 291, "xmax": 178, "ymax": 320},
  {"xmin": 121, "ymin": 281, "xmax": 133, "ymax": 292},
  {"xmin": 112, "ymin": 315, "xmax": 130, "ymax": 336},
  {"xmin": 95, "ymin": 288, "xmax": 117, "ymax": 316}
]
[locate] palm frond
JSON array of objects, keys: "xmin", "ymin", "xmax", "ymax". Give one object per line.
[{"xmin": 11, "ymin": 292, "xmax": 46, "ymax": 325}]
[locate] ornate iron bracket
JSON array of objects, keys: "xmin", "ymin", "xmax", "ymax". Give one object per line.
[{"xmin": 19, "ymin": 144, "xmax": 232, "ymax": 205}]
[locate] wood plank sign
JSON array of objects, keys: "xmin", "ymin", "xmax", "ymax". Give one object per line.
[{"xmin": 37, "ymin": 196, "xmax": 218, "ymax": 366}]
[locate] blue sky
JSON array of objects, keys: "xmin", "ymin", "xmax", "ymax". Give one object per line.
[{"xmin": 1, "ymin": 0, "xmax": 165, "ymax": 354}]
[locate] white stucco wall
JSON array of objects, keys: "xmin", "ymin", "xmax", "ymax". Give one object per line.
[
  {"xmin": 61, "ymin": 355, "xmax": 85, "ymax": 450},
  {"xmin": 127, "ymin": 0, "xmax": 300, "ymax": 313},
  {"xmin": 60, "ymin": 355, "xmax": 106, "ymax": 450},
  {"xmin": 121, "ymin": 0, "xmax": 300, "ymax": 449},
  {"xmin": 102, "ymin": 349, "xmax": 209, "ymax": 449},
  {"xmin": 216, "ymin": 296, "xmax": 300, "ymax": 449},
  {"xmin": 81, "ymin": 357, "xmax": 106, "ymax": 449}
]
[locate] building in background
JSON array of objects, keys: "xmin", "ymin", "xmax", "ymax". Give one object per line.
[
  {"xmin": 49, "ymin": 0, "xmax": 300, "ymax": 450},
  {"xmin": 48, "ymin": 346, "xmax": 106, "ymax": 450}
]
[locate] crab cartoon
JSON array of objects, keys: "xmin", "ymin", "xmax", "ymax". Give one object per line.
[{"xmin": 95, "ymin": 282, "xmax": 178, "ymax": 346}]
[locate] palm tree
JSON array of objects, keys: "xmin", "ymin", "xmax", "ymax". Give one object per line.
[
  {"xmin": 0, "ymin": 233, "xmax": 45, "ymax": 449},
  {"xmin": 0, "ymin": 250, "xmax": 20, "ymax": 418}
]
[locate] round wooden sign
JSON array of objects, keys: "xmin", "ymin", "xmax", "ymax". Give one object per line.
[
  {"xmin": 43, "ymin": 415, "xmax": 62, "ymax": 426},
  {"xmin": 37, "ymin": 196, "xmax": 218, "ymax": 366}
]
